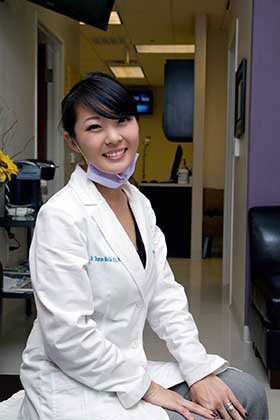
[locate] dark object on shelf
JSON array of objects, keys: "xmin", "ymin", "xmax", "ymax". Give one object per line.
[
  {"xmin": 234, "ymin": 59, "xmax": 247, "ymax": 139},
  {"xmin": 139, "ymin": 184, "xmax": 192, "ymax": 258},
  {"xmin": 169, "ymin": 145, "xmax": 183, "ymax": 183},
  {"xmin": 163, "ymin": 60, "xmax": 194, "ymax": 142},
  {"xmin": 27, "ymin": 0, "xmax": 115, "ymax": 31},
  {"xmin": 7, "ymin": 159, "xmax": 56, "ymax": 213},
  {"xmin": 0, "ymin": 375, "xmax": 23, "ymax": 402},
  {"xmin": 202, "ymin": 189, "xmax": 224, "ymax": 258},
  {"xmin": 249, "ymin": 206, "xmax": 280, "ymax": 388},
  {"xmin": 0, "ymin": 260, "xmax": 34, "ymax": 317}
]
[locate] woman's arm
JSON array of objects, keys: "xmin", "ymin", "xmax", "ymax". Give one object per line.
[
  {"xmin": 30, "ymin": 204, "xmax": 151, "ymax": 409},
  {"xmin": 145, "ymin": 203, "xmax": 227, "ymax": 387}
]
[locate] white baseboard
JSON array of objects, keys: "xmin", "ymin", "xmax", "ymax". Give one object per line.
[{"xmin": 243, "ymin": 325, "xmax": 251, "ymax": 343}]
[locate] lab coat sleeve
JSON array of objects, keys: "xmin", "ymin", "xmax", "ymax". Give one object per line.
[
  {"xmin": 145, "ymin": 203, "xmax": 228, "ymax": 387},
  {"xmin": 29, "ymin": 204, "xmax": 151, "ymax": 409}
]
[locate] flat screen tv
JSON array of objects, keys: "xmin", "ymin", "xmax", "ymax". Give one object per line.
[
  {"xmin": 27, "ymin": 0, "xmax": 115, "ymax": 30},
  {"xmin": 131, "ymin": 90, "xmax": 153, "ymax": 115}
]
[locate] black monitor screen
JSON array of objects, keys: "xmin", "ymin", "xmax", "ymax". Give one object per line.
[
  {"xmin": 132, "ymin": 91, "xmax": 153, "ymax": 115},
  {"xmin": 170, "ymin": 145, "xmax": 183, "ymax": 183}
]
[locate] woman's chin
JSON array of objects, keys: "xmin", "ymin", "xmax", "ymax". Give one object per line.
[{"xmin": 101, "ymin": 157, "xmax": 133, "ymax": 174}]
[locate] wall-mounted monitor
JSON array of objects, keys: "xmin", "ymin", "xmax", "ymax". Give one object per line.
[
  {"xmin": 163, "ymin": 60, "xmax": 194, "ymax": 142},
  {"xmin": 131, "ymin": 90, "xmax": 153, "ymax": 115},
  {"xmin": 27, "ymin": 0, "xmax": 115, "ymax": 31}
]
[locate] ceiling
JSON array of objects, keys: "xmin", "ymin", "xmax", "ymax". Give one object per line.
[{"xmin": 80, "ymin": 0, "xmax": 229, "ymax": 86}]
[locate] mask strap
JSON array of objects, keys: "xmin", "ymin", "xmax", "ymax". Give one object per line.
[{"xmin": 72, "ymin": 137, "xmax": 88, "ymax": 164}]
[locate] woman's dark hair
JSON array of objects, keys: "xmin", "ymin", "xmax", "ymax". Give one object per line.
[{"xmin": 61, "ymin": 72, "xmax": 139, "ymax": 138}]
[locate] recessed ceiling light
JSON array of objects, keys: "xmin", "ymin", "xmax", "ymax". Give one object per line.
[
  {"xmin": 110, "ymin": 66, "xmax": 145, "ymax": 79},
  {"xmin": 109, "ymin": 11, "xmax": 122, "ymax": 25},
  {"xmin": 136, "ymin": 45, "xmax": 195, "ymax": 54},
  {"xmin": 79, "ymin": 21, "xmax": 85, "ymax": 25}
]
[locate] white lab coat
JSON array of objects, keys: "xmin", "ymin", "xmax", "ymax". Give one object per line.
[{"xmin": 18, "ymin": 164, "xmax": 227, "ymax": 420}]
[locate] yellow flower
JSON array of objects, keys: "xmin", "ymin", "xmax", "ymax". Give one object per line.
[{"xmin": 0, "ymin": 149, "xmax": 19, "ymax": 183}]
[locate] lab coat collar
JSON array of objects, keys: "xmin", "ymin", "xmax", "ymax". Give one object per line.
[{"xmin": 69, "ymin": 164, "xmax": 103, "ymax": 205}]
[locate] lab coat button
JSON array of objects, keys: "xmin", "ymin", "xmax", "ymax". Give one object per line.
[{"xmin": 131, "ymin": 340, "xmax": 139, "ymax": 349}]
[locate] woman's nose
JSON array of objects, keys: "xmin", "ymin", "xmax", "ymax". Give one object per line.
[{"xmin": 105, "ymin": 127, "xmax": 122, "ymax": 145}]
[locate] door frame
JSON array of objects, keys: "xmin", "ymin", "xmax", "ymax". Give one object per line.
[
  {"xmin": 223, "ymin": 18, "xmax": 239, "ymax": 304},
  {"xmin": 35, "ymin": 14, "xmax": 65, "ymax": 196}
]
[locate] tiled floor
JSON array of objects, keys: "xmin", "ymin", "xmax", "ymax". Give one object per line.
[{"xmin": 0, "ymin": 258, "xmax": 279, "ymax": 418}]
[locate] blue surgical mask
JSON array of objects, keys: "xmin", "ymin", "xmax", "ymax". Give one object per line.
[
  {"xmin": 86, "ymin": 153, "xmax": 139, "ymax": 189},
  {"xmin": 73, "ymin": 137, "xmax": 138, "ymax": 188}
]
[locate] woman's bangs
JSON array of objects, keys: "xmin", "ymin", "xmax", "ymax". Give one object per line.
[
  {"xmin": 81, "ymin": 97, "xmax": 125, "ymax": 120},
  {"xmin": 78, "ymin": 83, "xmax": 138, "ymax": 120}
]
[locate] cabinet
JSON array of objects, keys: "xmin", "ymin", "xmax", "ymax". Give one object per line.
[{"xmin": 139, "ymin": 183, "xmax": 192, "ymax": 258}]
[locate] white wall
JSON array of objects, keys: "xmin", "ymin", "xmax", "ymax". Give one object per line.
[{"xmin": 0, "ymin": 0, "xmax": 36, "ymax": 268}]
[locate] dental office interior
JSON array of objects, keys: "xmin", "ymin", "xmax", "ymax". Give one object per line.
[{"xmin": 0, "ymin": 0, "xmax": 280, "ymax": 417}]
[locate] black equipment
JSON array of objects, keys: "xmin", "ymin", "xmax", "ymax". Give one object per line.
[
  {"xmin": 7, "ymin": 159, "xmax": 56, "ymax": 212},
  {"xmin": 169, "ymin": 145, "xmax": 183, "ymax": 183},
  {"xmin": 27, "ymin": 0, "xmax": 115, "ymax": 31}
]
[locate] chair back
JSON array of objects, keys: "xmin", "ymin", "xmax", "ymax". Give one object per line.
[{"xmin": 249, "ymin": 206, "xmax": 280, "ymax": 275}]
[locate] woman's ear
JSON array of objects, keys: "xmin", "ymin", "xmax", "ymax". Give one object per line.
[{"xmin": 64, "ymin": 132, "xmax": 80, "ymax": 154}]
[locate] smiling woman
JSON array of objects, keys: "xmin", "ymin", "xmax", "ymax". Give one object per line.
[
  {"xmin": 61, "ymin": 73, "xmax": 140, "ymax": 187},
  {"xmin": 17, "ymin": 73, "xmax": 268, "ymax": 420}
]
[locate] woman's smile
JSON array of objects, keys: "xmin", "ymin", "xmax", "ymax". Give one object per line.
[{"xmin": 103, "ymin": 147, "xmax": 128, "ymax": 160}]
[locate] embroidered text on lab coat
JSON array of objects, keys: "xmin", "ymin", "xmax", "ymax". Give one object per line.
[{"xmin": 89, "ymin": 256, "xmax": 121, "ymax": 263}]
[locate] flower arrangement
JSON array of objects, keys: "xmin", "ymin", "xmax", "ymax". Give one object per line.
[{"xmin": 0, "ymin": 149, "xmax": 18, "ymax": 184}]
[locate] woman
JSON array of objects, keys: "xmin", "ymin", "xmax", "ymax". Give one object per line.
[{"xmin": 18, "ymin": 73, "xmax": 268, "ymax": 420}]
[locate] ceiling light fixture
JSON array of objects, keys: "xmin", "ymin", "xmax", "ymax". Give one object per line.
[
  {"xmin": 110, "ymin": 66, "xmax": 145, "ymax": 79},
  {"xmin": 136, "ymin": 45, "xmax": 195, "ymax": 54},
  {"xmin": 109, "ymin": 11, "xmax": 122, "ymax": 25}
]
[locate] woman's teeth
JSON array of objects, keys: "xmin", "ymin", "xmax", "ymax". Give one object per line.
[{"xmin": 104, "ymin": 149, "xmax": 126, "ymax": 159}]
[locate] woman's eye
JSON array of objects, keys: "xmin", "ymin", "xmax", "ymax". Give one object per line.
[{"xmin": 87, "ymin": 124, "xmax": 101, "ymax": 131}]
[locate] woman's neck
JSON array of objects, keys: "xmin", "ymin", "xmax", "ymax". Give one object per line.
[{"xmin": 96, "ymin": 183, "xmax": 126, "ymax": 205}]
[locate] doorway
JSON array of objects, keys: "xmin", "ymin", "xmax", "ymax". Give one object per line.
[{"xmin": 36, "ymin": 23, "xmax": 65, "ymax": 199}]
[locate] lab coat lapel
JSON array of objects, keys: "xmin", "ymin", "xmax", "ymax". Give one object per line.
[
  {"xmin": 89, "ymin": 201, "xmax": 148, "ymax": 301},
  {"xmin": 124, "ymin": 190, "xmax": 149, "ymax": 265}
]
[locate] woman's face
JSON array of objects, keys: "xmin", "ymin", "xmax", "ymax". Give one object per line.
[{"xmin": 65, "ymin": 105, "xmax": 139, "ymax": 174}]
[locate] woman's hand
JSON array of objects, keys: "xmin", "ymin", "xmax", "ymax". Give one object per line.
[
  {"xmin": 189, "ymin": 375, "xmax": 248, "ymax": 419},
  {"xmin": 143, "ymin": 381, "xmax": 217, "ymax": 420}
]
